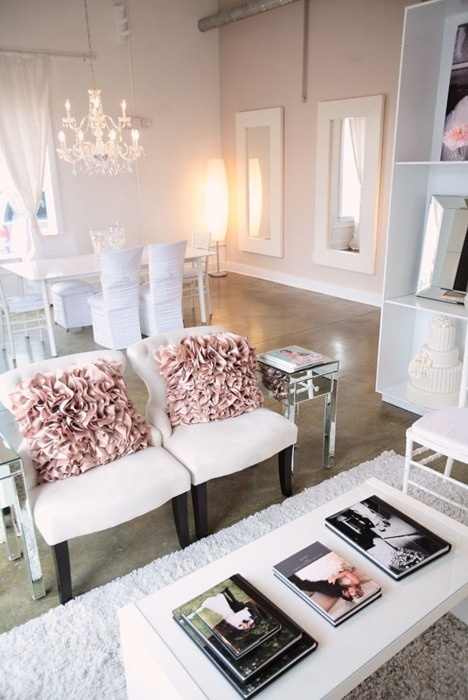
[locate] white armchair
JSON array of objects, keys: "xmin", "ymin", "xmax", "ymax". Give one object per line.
[
  {"xmin": 0, "ymin": 350, "xmax": 191, "ymax": 604},
  {"xmin": 127, "ymin": 326, "xmax": 298, "ymax": 539}
]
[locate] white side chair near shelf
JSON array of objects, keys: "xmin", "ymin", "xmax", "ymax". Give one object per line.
[{"xmin": 403, "ymin": 357, "xmax": 468, "ymax": 512}]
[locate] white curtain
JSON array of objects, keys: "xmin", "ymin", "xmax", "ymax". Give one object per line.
[
  {"xmin": 348, "ymin": 116, "xmax": 366, "ymax": 251},
  {"xmin": 0, "ymin": 55, "xmax": 50, "ymax": 259}
]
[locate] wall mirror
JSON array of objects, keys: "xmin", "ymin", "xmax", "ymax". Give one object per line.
[
  {"xmin": 314, "ymin": 95, "xmax": 384, "ymax": 274},
  {"xmin": 236, "ymin": 107, "xmax": 283, "ymax": 257},
  {"xmin": 416, "ymin": 194, "xmax": 468, "ymax": 304}
]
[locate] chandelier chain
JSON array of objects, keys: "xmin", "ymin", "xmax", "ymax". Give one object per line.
[{"xmin": 83, "ymin": 0, "xmax": 96, "ymax": 89}]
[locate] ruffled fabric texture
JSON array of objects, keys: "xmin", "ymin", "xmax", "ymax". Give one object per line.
[
  {"xmin": 9, "ymin": 360, "xmax": 150, "ymax": 483},
  {"xmin": 156, "ymin": 332, "xmax": 263, "ymax": 426}
]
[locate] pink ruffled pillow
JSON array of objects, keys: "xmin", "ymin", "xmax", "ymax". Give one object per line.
[
  {"xmin": 9, "ymin": 360, "xmax": 151, "ymax": 483},
  {"xmin": 156, "ymin": 332, "xmax": 263, "ymax": 426}
]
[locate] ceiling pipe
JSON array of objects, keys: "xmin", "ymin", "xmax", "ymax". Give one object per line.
[{"xmin": 198, "ymin": 0, "xmax": 301, "ymax": 32}]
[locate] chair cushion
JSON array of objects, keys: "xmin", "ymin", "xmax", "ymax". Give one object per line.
[
  {"xmin": 9, "ymin": 360, "xmax": 151, "ymax": 483},
  {"xmin": 164, "ymin": 407, "xmax": 298, "ymax": 484},
  {"xmin": 27, "ymin": 445, "xmax": 190, "ymax": 545},
  {"xmin": 156, "ymin": 332, "xmax": 263, "ymax": 426},
  {"xmin": 409, "ymin": 407, "xmax": 468, "ymax": 457}
]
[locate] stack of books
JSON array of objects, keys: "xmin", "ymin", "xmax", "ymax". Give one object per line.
[
  {"xmin": 273, "ymin": 541, "xmax": 382, "ymax": 626},
  {"xmin": 172, "ymin": 573, "xmax": 318, "ymax": 698},
  {"xmin": 258, "ymin": 345, "xmax": 324, "ymax": 372},
  {"xmin": 325, "ymin": 494, "xmax": 452, "ymax": 580}
]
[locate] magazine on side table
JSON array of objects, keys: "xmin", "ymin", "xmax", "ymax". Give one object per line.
[
  {"xmin": 258, "ymin": 345, "xmax": 324, "ymax": 372},
  {"xmin": 325, "ymin": 495, "xmax": 451, "ymax": 580}
]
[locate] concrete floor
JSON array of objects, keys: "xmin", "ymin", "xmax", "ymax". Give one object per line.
[{"xmin": 0, "ymin": 273, "xmax": 420, "ymax": 634}]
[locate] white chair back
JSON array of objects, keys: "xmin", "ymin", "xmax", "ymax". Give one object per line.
[
  {"xmin": 139, "ymin": 240, "xmax": 187, "ymax": 335},
  {"xmin": 183, "ymin": 231, "xmax": 212, "ymax": 318},
  {"xmin": 100, "ymin": 246, "xmax": 143, "ymax": 310},
  {"xmin": 191, "ymin": 230, "xmax": 211, "ymax": 253}
]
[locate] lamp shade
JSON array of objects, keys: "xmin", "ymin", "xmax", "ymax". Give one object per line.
[{"xmin": 205, "ymin": 158, "xmax": 228, "ymax": 242}]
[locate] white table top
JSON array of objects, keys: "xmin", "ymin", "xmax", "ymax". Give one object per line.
[
  {"xmin": 0, "ymin": 246, "xmax": 211, "ymax": 282},
  {"xmin": 120, "ymin": 478, "xmax": 468, "ymax": 700}
]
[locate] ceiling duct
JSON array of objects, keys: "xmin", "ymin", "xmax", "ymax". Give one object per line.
[{"xmin": 198, "ymin": 0, "xmax": 301, "ymax": 32}]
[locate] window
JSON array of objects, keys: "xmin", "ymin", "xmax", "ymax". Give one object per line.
[{"xmin": 0, "ymin": 124, "xmax": 62, "ymax": 255}]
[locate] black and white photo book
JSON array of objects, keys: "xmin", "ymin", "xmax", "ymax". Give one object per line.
[{"xmin": 325, "ymin": 495, "xmax": 451, "ymax": 580}]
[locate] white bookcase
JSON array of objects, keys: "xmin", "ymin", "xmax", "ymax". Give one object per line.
[{"xmin": 376, "ymin": 0, "xmax": 468, "ymax": 415}]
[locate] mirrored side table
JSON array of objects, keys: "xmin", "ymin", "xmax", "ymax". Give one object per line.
[
  {"xmin": 257, "ymin": 354, "xmax": 339, "ymax": 469},
  {"xmin": 0, "ymin": 435, "xmax": 45, "ymax": 600}
]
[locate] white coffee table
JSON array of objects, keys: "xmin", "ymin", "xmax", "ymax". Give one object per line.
[{"xmin": 119, "ymin": 479, "xmax": 468, "ymax": 699}]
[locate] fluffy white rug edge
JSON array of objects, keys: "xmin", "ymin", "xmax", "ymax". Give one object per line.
[{"xmin": 0, "ymin": 450, "xmax": 466, "ymax": 700}]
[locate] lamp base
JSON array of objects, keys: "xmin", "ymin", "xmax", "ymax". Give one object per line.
[{"xmin": 209, "ymin": 271, "xmax": 227, "ymax": 278}]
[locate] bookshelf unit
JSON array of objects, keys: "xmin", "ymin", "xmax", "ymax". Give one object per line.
[{"xmin": 376, "ymin": 0, "xmax": 468, "ymax": 415}]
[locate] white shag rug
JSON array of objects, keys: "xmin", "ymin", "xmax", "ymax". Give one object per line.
[{"xmin": 0, "ymin": 451, "xmax": 466, "ymax": 700}]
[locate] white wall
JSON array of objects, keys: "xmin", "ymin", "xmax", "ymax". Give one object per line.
[
  {"xmin": 0, "ymin": 0, "xmax": 221, "ymax": 253},
  {"xmin": 1, "ymin": 0, "xmax": 414, "ymax": 305},
  {"xmin": 218, "ymin": 0, "xmax": 412, "ymax": 305}
]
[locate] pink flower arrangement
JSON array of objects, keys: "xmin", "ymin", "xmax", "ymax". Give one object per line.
[{"xmin": 442, "ymin": 123, "xmax": 468, "ymax": 150}]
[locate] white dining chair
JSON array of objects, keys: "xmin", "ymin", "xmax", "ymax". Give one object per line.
[
  {"xmin": 183, "ymin": 231, "xmax": 212, "ymax": 318},
  {"xmin": 0, "ymin": 277, "xmax": 49, "ymax": 361},
  {"xmin": 139, "ymin": 240, "xmax": 187, "ymax": 336},
  {"xmin": 88, "ymin": 246, "xmax": 143, "ymax": 349}
]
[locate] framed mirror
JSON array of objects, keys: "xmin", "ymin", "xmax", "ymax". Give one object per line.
[
  {"xmin": 416, "ymin": 194, "xmax": 468, "ymax": 304},
  {"xmin": 236, "ymin": 107, "xmax": 283, "ymax": 257},
  {"xmin": 314, "ymin": 95, "xmax": 384, "ymax": 274}
]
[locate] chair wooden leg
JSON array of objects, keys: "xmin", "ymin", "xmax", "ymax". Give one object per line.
[
  {"xmin": 279, "ymin": 445, "xmax": 294, "ymax": 497},
  {"xmin": 191, "ymin": 482, "xmax": 208, "ymax": 540},
  {"xmin": 51, "ymin": 541, "xmax": 73, "ymax": 605},
  {"xmin": 171, "ymin": 493, "xmax": 191, "ymax": 548}
]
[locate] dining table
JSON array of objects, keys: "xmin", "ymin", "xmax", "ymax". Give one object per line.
[{"xmin": 0, "ymin": 246, "xmax": 213, "ymax": 357}]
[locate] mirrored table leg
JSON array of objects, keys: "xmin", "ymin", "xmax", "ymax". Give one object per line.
[{"xmin": 0, "ymin": 449, "xmax": 46, "ymax": 600}]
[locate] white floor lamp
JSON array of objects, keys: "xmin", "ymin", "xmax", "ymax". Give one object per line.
[{"xmin": 205, "ymin": 158, "xmax": 228, "ymax": 278}]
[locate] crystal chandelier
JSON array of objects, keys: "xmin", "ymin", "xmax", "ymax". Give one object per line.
[{"xmin": 56, "ymin": 0, "xmax": 143, "ymax": 175}]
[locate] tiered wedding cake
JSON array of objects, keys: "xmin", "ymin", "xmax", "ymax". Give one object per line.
[{"xmin": 406, "ymin": 315, "xmax": 462, "ymax": 409}]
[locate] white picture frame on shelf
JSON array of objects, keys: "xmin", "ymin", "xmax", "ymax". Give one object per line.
[{"xmin": 441, "ymin": 22, "xmax": 468, "ymax": 161}]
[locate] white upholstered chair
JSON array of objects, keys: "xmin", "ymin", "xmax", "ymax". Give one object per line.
[
  {"xmin": 183, "ymin": 231, "xmax": 212, "ymax": 318},
  {"xmin": 0, "ymin": 349, "xmax": 191, "ymax": 604},
  {"xmin": 88, "ymin": 246, "xmax": 143, "ymax": 349},
  {"xmin": 139, "ymin": 240, "xmax": 187, "ymax": 336},
  {"xmin": 127, "ymin": 326, "xmax": 298, "ymax": 539},
  {"xmin": 403, "ymin": 365, "xmax": 468, "ymax": 513},
  {"xmin": 0, "ymin": 277, "xmax": 49, "ymax": 361}
]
